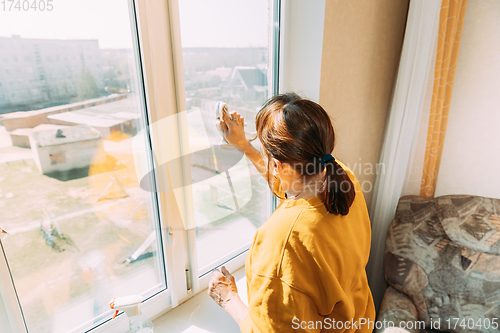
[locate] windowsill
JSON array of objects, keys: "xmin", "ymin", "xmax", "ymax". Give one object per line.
[{"xmin": 153, "ymin": 266, "xmax": 248, "ymax": 333}]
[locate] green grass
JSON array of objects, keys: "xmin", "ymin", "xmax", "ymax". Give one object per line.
[
  {"xmin": 0, "ymin": 158, "xmax": 161, "ymax": 332},
  {"xmin": 0, "ymin": 159, "xmax": 90, "ymax": 223}
]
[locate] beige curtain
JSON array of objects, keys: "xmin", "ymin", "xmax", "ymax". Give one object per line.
[{"xmin": 420, "ymin": 0, "xmax": 468, "ymax": 198}]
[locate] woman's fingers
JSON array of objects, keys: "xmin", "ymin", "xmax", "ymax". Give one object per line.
[
  {"xmin": 213, "ymin": 267, "xmax": 233, "ymax": 282},
  {"xmin": 220, "ymin": 106, "xmax": 241, "ymax": 124},
  {"xmin": 221, "ymin": 108, "xmax": 234, "ymax": 125},
  {"xmin": 229, "ymin": 112, "xmax": 239, "ymax": 123},
  {"xmin": 221, "ymin": 266, "xmax": 236, "ymax": 285},
  {"xmin": 221, "ymin": 266, "xmax": 232, "ymax": 278},
  {"xmin": 207, "ymin": 281, "xmax": 214, "ymax": 295},
  {"xmin": 230, "ymin": 113, "xmax": 243, "ymax": 127},
  {"xmin": 218, "ymin": 121, "xmax": 228, "ymax": 135},
  {"xmin": 212, "ymin": 268, "xmax": 224, "ymax": 278},
  {"xmin": 208, "ymin": 270, "xmax": 224, "ymax": 294}
]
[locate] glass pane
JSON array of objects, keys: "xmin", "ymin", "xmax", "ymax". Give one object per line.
[
  {"xmin": 178, "ymin": 0, "xmax": 273, "ymax": 275},
  {"xmin": 0, "ymin": 1, "xmax": 166, "ymax": 332}
]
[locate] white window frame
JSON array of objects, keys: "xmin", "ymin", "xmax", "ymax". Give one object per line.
[
  {"xmin": 0, "ymin": 0, "xmax": 281, "ymax": 332},
  {"xmin": 186, "ymin": 0, "xmax": 282, "ymax": 295}
]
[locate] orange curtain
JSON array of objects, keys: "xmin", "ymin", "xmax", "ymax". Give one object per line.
[{"xmin": 420, "ymin": 0, "xmax": 468, "ymax": 198}]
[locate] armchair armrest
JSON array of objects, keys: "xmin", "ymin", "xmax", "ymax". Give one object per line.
[{"xmin": 375, "ymin": 286, "xmax": 421, "ymax": 333}]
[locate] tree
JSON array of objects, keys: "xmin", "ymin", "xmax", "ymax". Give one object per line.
[{"xmin": 77, "ymin": 67, "xmax": 101, "ymax": 101}]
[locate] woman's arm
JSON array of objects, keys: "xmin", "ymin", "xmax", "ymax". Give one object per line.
[
  {"xmin": 240, "ymin": 141, "xmax": 268, "ymax": 179},
  {"xmin": 219, "ymin": 110, "xmax": 268, "ymax": 179},
  {"xmin": 224, "ymin": 294, "xmax": 249, "ymax": 326}
]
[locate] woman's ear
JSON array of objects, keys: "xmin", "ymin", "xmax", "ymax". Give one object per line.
[
  {"xmin": 272, "ymin": 158, "xmax": 281, "ymax": 171},
  {"xmin": 271, "ymin": 158, "xmax": 280, "ymax": 178}
]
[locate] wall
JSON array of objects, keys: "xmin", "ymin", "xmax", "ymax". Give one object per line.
[
  {"xmin": 319, "ymin": 0, "xmax": 410, "ymax": 207},
  {"xmin": 279, "ymin": 0, "xmax": 326, "ymax": 102},
  {"xmin": 435, "ymin": 0, "xmax": 500, "ymax": 199}
]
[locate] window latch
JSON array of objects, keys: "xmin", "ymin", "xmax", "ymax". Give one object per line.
[
  {"xmin": 166, "ymin": 226, "xmax": 174, "ymax": 246},
  {"xmin": 185, "ymin": 268, "xmax": 192, "ymax": 291}
]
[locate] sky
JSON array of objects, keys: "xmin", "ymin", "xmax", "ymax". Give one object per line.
[
  {"xmin": 0, "ymin": 0, "xmax": 269, "ymax": 49},
  {"xmin": 178, "ymin": 0, "xmax": 268, "ymax": 48}
]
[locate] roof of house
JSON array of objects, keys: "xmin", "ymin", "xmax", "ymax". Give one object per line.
[
  {"xmin": 47, "ymin": 97, "xmax": 140, "ymax": 128},
  {"xmin": 206, "ymin": 67, "xmax": 233, "ymax": 81},
  {"xmin": 233, "ymin": 67, "xmax": 268, "ymax": 89},
  {"xmin": 31, "ymin": 125, "xmax": 101, "ymax": 147},
  {"xmin": 1, "ymin": 94, "xmax": 128, "ymax": 119},
  {"xmin": 11, "ymin": 124, "xmax": 69, "ymax": 136}
]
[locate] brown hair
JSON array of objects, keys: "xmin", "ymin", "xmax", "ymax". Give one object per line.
[{"xmin": 256, "ymin": 93, "xmax": 355, "ymax": 216}]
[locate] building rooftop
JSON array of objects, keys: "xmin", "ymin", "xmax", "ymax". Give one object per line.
[
  {"xmin": 1, "ymin": 94, "xmax": 128, "ymax": 120},
  {"xmin": 31, "ymin": 125, "xmax": 101, "ymax": 147},
  {"xmin": 11, "ymin": 124, "xmax": 69, "ymax": 136},
  {"xmin": 47, "ymin": 97, "xmax": 141, "ymax": 128},
  {"xmin": 233, "ymin": 67, "xmax": 268, "ymax": 88}
]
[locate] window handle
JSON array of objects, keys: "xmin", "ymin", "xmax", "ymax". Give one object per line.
[{"xmin": 166, "ymin": 226, "xmax": 174, "ymax": 247}]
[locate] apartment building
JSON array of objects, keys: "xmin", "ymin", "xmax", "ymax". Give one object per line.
[{"xmin": 0, "ymin": 35, "xmax": 104, "ymax": 113}]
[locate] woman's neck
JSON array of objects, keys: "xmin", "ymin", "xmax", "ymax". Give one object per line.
[
  {"xmin": 283, "ymin": 172, "xmax": 326, "ymax": 200},
  {"xmin": 286, "ymin": 188, "xmax": 320, "ymax": 200}
]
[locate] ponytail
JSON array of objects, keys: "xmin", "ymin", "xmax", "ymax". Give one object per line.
[{"xmin": 321, "ymin": 159, "xmax": 355, "ymax": 216}]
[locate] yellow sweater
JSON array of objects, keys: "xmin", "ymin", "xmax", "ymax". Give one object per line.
[{"xmin": 240, "ymin": 161, "xmax": 375, "ymax": 332}]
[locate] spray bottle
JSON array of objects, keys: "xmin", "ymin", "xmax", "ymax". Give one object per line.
[{"xmin": 110, "ymin": 295, "xmax": 154, "ymax": 333}]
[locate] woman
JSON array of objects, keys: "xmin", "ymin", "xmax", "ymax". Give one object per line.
[{"xmin": 208, "ymin": 93, "xmax": 375, "ymax": 332}]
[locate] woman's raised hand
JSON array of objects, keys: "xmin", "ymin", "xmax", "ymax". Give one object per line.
[
  {"xmin": 218, "ymin": 109, "xmax": 248, "ymax": 149},
  {"xmin": 217, "ymin": 106, "xmax": 267, "ymax": 180}
]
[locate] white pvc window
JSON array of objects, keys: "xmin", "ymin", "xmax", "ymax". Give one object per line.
[
  {"xmin": 0, "ymin": 0, "xmax": 280, "ymax": 332},
  {"xmin": 177, "ymin": 0, "xmax": 278, "ymax": 283},
  {"xmin": 0, "ymin": 1, "xmax": 168, "ymax": 332}
]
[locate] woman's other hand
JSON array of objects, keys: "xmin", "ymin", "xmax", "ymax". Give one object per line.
[
  {"xmin": 218, "ymin": 109, "xmax": 249, "ymax": 149},
  {"xmin": 208, "ymin": 266, "xmax": 239, "ymax": 309}
]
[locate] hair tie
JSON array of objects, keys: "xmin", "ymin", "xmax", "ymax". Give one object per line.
[{"xmin": 320, "ymin": 153, "xmax": 335, "ymax": 165}]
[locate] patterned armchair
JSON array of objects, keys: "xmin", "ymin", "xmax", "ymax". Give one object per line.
[{"xmin": 375, "ymin": 195, "xmax": 500, "ymax": 333}]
